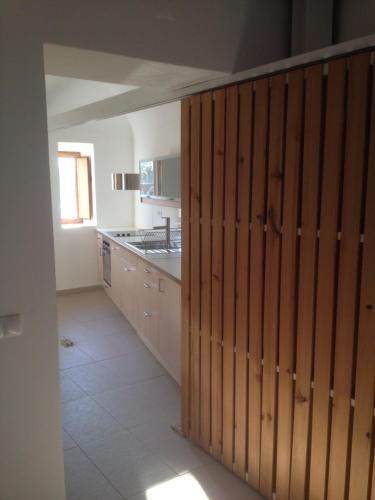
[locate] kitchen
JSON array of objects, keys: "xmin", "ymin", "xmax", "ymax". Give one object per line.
[
  {"xmin": 47, "ymin": 79, "xmax": 255, "ymax": 499},
  {"xmin": 2, "ymin": 2, "xmax": 374, "ymax": 498}
]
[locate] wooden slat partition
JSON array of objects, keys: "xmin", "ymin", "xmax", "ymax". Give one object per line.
[
  {"xmin": 211, "ymin": 89, "xmax": 226, "ymax": 460},
  {"xmin": 234, "ymin": 82, "xmax": 253, "ymax": 479},
  {"xmin": 327, "ymin": 52, "xmax": 370, "ymax": 500},
  {"xmin": 348, "ymin": 59, "xmax": 375, "ymax": 500},
  {"xmin": 309, "ymin": 58, "xmax": 346, "ymax": 500},
  {"xmin": 200, "ymin": 92, "xmax": 213, "ymax": 452},
  {"xmin": 181, "ymin": 50, "xmax": 375, "ymax": 500},
  {"xmin": 276, "ymin": 68, "xmax": 304, "ymax": 500},
  {"xmin": 290, "ymin": 64, "xmax": 323, "ymax": 500},
  {"xmin": 260, "ymin": 73, "xmax": 286, "ymax": 498},
  {"xmin": 248, "ymin": 78, "xmax": 269, "ymax": 489}
]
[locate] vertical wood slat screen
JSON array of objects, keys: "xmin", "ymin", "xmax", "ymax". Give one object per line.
[{"xmin": 181, "ymin": 50, "xmax": 375, "ymax": 500}]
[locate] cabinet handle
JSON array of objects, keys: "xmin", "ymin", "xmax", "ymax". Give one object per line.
[
  {"xmin": 143, "ymin": 311, "xmax": 152, "ymax": 317},
  {"xmin": 124, "ymin": 267, "xmax": 136, "ymax": 272},
  {"xmin": 111, "ymin": 247, "xmax": 119, "ymax": 251},
  {"xmin": 158, "ymin": 278, "xmax": 165, "ymax": 293},
  {"xmin": 144, "ymin": 268, "xmax": 151, "ymax": 273},
  {"xmin": 143, "ymin": 283, "xmax": 151, "ymax": 288}
]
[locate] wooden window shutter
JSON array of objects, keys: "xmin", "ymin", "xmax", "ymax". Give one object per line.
[{"xmin": 76, "ymin": 156, "xmax": 92, "ymax": 220}]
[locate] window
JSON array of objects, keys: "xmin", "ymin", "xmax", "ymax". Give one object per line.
[{"xmin": 58, "ymin": 151, "xmax": 93, "ymax": 224}]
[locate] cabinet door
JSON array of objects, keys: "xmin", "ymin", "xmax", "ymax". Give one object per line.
[
  {"xmin": 120, "ymin": 250, "xmax": 139, "ymax": 327},
  {"xmin": 137, "ymin": 265, "xmax": 159, "ymax": 350},
  {"xmin": 157, "ymin": 274, "xmax": 181, "ymax": 383},
  {"xmin": 96, "ymin": 234, "xmax": 103, "ymax": 282},
  {"xmin": 110, "ymin": 243, "xmax": 123, "ymax": 308}
]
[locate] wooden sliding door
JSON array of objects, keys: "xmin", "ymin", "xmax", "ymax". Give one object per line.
[{"xmin": 181, "ymin": 50, "xmax": 375, "ymax": 500}]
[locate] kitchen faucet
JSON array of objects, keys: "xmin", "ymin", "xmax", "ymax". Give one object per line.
[{"xmin": 153, "ymin": 216, "xmax": 171, "ymax": 249}]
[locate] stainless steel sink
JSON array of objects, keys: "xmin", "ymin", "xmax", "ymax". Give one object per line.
[{"xmin": 127, "ymin": 240, "xmax": 181, "ymax": 254}]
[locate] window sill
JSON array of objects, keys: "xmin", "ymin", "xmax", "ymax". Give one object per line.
[{"xmin": 61, "ymin": 221, "xmax": 97, "ymax": 230}]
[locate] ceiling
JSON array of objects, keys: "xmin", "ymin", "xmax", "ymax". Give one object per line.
[
  {"xmin": 45, "ymin": 75, "xmax": 137, "ymax": 116},
  {"xmin": 44, "ymin": 44, "xmax": 228, "ymax": 91},
  {"xmin": 44, "ymin": 44, "xmax": 228, "ymax": 117}
]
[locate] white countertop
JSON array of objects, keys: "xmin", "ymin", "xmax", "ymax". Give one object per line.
[{"xmin": 97, "ymin": 227, "xmax": 181, "ymax": 282}]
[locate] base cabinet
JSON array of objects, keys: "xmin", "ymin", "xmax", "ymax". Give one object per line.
[{"xmin": 101, "ymin": 239, "xmax": 181, "ymax": 384}]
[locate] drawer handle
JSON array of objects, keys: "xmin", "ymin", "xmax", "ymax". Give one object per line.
[
  {"xmin": 143, "ymin": 283, "xmax": 151, "ymax": 288},
  {"xmin": 144, "ymin": 268, "xmax": 151, "ymax": 273},
  {"xmin": 124, "ymin": 267, "xmax": 135, "ymax": 272},
  {"xmin": 143, "ymin": 311, "xmax": 152, "ymax": 317}
]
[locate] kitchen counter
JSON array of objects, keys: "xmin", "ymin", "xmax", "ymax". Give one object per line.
[{"xmin": 97, "ymin": 228, "xmax": 181, "ymax": 282}]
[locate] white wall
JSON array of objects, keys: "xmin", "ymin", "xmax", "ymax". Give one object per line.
[
  {"xmin": 0, "ymin": 11, "xmax": 66, "ymax": 500},
  {"xmin": 49, "ymin": 114, "xmax": 134, "ymax": 291},
  {"xmin": 127, "ymin": 102, "xmax": 181, "ymax": 229}
]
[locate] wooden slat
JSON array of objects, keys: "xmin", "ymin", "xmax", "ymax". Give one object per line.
[
  {"xmin": 290, "ymin": 64, "xmax": 323, "ymax": 500},
  {"xmin": 260, "ymin": 73, "xmax": 286, "ymax": 498},
  {"xmin": 181, "ymin": 98, "xmax": 191, "ymax": 436},
  {"xmin": 276, "ymin": 69, "xmax": 304, "ymax": 500},
  {"xmin": 211, "ymin": 88, "xmax": 226, "ymax": 459},
  {"xmin": 348, "ymin": 58, "xmax": 375, "ymax": 500},
  {"xmin": 309, "ymin": 57, "xmax": 346, "ymax": 500},
  {"xmin": 248, "ymin": 78, "xmax": 269, "ymax": 488},
  {"xmin": 200, "ymin": 92, "xmax": 213, "ymax": 452},
  {"xmin": 327, "ymin": 52, "xmax": 370, "ymax": 500},
  {"xmin": 222, "ymin": 85, "xmax": 239, "ymax": 469},
  {"xmin": 190, "ymin": 95, "xmax": 201, "ymax": 442},
  {"xmin": 234, "ymin": 82, "xmax": 253, "ymax": 479}
]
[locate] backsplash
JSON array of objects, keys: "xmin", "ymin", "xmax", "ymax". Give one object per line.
[{"xmin": 136, "ymin": 202, "xmax": 181, "ymax": 229}]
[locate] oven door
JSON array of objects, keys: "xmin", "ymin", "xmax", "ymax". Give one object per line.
[{"xmin": 102, "ymin": 240, "xmax": 111, "ymax": 286}]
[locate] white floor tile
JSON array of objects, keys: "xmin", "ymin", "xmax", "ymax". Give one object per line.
[
  {"xmin": 93, "ymin": 383, "xmax": 172, "ymax": 430},
  {"xmin": 63, "ymin": 361, "xmax": 126, "ymax": 395},
  {"xmin": 130, "ymin": 416, "xmax": 212, "ymax": 474},
  {"xmin": 58, "ymin": 290, "xmax": 263, "ymax": 500},
  {"xmin": 63, "ymin": 430, "xmax": 77, "ymax": 450},
  {"xmin": 83, "ymin": 432, "xmax": 176, "ymax": 499},
  {"xmin": 59, "ymin": 344, "xmax": 94, "ymax": 370},
  {"xmin": 101, "ymin": 349, "xmax": 165, "ymax": 385},
  {"xmin": 60, "ymin": 373, "xmax": 87, "ymax": 403},
  {"xmin": 64, "ymin": 447, "xmax": 123, "ymax": 500},
  {"xmin": 187, "ymin": 462, "xmax": 263, "ymax": 500},
  {"xmin": 77, "ymin": 330, "xmax": 145, "ymax": 361},
  {"xmin": 62, "ymin": 396, "xmax": 124, "ymax": 447}
]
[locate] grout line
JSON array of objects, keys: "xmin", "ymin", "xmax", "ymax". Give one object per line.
[{"xmin": 75, "ymin": 442, "xmax": 128, "ymax": 500}]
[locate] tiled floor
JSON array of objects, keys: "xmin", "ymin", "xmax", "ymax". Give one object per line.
[{"xmin": 58, "ymin": 289, "xmax": 263, "ymax": 500}]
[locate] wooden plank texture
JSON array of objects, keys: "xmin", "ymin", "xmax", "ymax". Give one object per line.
[
  {"xmin": 348, "ymin": 57, "xmax": 375, "ymax": 500},
  {"xmin": 260, "ymin": 73, "xmax": 286, "ymax": 498},
  {"xmin": 180, "ymin": 50, "xmax": 373, "ymax": 500},
  {"xmin": 181, "ymin": 98, "xmax": 191, "ymax": 436},
  {"xmin": 290, "ymin": 64, "xmax": 323, "ymax": 500},
  {"xmin": 234, "ymin": 82, "xmax": 253, "ymax": 479},
  {"xmin": 327, "ymin": 52, "xmax": 370, "ymax": 500},
  {"xmin": 276, "ymin": 68, "xmax": 304, "ymax": 500},
  {"xmin": 200, "ymin": 92, "xmax": 213, "ymax": 451},
  {"xmin": 189, "ymin": 95, "xmax": 201, "ymax": 442},
  {"xmin": 308, "ymin": 57, "xmax": 346, "ymax": 500},
  {"xmin": 248, "ymin": 78, "xmax": 269, "ymax": 489},
  {"xmin": 211, "ymin": 88, "xmax": 226, "ymax": 459},
  {"xmin": 222, "ymin": 85, "xmax": 239, "ymax": 469}
]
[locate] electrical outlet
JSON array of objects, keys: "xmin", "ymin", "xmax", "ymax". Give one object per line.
[{"xmin": 0, "ymin": 314, "xmax": 22, "ymax": 339}]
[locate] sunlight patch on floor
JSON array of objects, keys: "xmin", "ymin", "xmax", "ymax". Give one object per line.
[{"xmin": 146, "ymin": 473, "xmax": 209, "ymax": 500}]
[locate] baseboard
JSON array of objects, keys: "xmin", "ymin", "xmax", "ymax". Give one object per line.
[{"xmin": 57, "ymin": 285, "xmax": 102, "ymax": 296}]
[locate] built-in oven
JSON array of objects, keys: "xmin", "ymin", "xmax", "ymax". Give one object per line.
[{"xmin": 102, "ymin": 239, "xmax": 111, "ymax": 286}]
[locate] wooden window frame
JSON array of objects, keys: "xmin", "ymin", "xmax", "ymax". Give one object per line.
[{"xmin": 58, "ymin": 151, "xmax": 93, "ymax": 225}]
